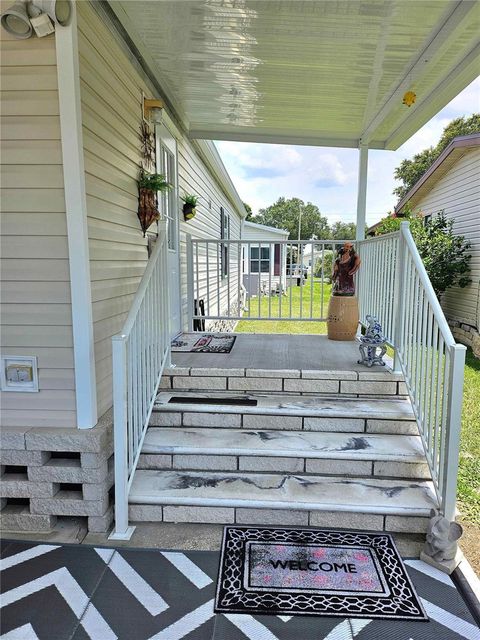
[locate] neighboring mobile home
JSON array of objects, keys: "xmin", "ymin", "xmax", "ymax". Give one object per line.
[
  {"xmin": 395, "ymin": 134, "xmax": 480, "ymax": 356},
  {"xmin": 241, "ymin": 221, "xmax": 289, "ymax": 297}
]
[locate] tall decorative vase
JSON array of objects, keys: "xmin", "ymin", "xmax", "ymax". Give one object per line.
[{"xmin": 327, "ymin": 296, "xmax": 359, "ymax": 341}]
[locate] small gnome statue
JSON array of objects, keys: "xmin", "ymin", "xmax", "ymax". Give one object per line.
[{"xmin": 420, "ymin": 509, "xmax": 463, "ymax": 573}]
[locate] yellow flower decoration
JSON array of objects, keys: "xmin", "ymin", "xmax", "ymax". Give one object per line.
[{"xmin": 402, "ymin": 91, "xmax": 416, "ymax": 107}]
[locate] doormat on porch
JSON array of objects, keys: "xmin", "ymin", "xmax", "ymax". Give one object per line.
[
  {"xmin": 171, "ymin": 333, "xmax": 236, "ymax": 353},
  {"xmin": 215, "ymin": 526, "xmax": 428, "ymax": 621}
]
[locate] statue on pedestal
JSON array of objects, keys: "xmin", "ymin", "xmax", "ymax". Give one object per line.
[{"xmin": 327, "ymin": 242, "xmax": 361, "ymax": 341}]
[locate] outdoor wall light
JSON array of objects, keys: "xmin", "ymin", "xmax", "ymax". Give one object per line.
[{"xmin": 1, "ymin": 0, "xmax": 71, "ymax": 39}]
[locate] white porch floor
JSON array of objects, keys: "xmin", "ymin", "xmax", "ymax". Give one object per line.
[{"xmin": 172, "ymin": 333, "xmax": 392, "ymax": 371}]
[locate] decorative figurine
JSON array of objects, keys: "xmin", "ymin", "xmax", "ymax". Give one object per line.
[
  {"xmin": 420, "ymin": 509, "xmax": 463, "ymax": 574},
  {"xmin": 327, "ymin": 242, "xmax": 361, "ymax": 341},
  {"xmin": 358, "ymin": 315, "xmax": 387, "ymax": 367},
  {"xmin": 332, "ymin": 242, "xmax": 361, "ymax": 296}
]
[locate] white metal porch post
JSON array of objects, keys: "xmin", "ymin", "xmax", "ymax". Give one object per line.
[{"xmin": 355, "ymin": 144, "xmax": 369, "ymax": 241}]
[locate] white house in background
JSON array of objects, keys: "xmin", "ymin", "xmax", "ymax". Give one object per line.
[
  {"xmin": 395, "ymin": 133, "xmax": 480, "ymax": 356},
  {"xmin": 241, "ymin": 221, "xmax": 289, "ymax": 296}
]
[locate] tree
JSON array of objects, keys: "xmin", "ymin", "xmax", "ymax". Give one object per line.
[
  {"xmin": 243, "ymin": 202, "xmax": 254, "ymax": 221},
  {"xmin": 255, "ymin": 197, "xmax": 330, "ymax": 240},
  {"xmin": 393, "ymin": 114, "xmax": 480, "ymax": 200},
  {"xmin": 330, "ymin": 221, "xmax": 356, "ymax": 240},
  {"xmin": 376, "ymin": 210, "xmax": 471, "ymax": 299}
]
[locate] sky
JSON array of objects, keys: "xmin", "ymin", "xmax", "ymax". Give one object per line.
[{"xmin": 215, "ymin": 77, "xmax": 479, "ymax": 228}]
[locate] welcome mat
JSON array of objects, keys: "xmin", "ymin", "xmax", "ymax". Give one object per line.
[
  {"xmin": 171, "ymin": 333, "xmax": 236, "ymax": 354},
  {"xmin": 215, "ymin": 526, "xmax": 428, "ymax": 621}
]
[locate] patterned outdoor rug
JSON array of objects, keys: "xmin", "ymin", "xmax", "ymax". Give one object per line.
[
  {"xmin": 215, "ymin": 526, "xmax": 428, "ymax": 621},
  {"xmin": 171, "ymin": 333, "xmax": 236, "ymax": 353}
]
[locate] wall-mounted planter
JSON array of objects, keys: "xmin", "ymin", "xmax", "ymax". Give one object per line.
[
  {"xmin": 183, "ymin": 202, "xmax": 196, "ymax": 221},
  {"xmin": 138, "ymin": 187, "xmax": 159, "ymax": 236}
]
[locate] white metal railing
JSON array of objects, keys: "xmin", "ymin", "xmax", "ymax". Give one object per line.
[
  {"xmin": 187, "ymin": 238, "xmax": 347, "ymax": 327},
  {"xmin": 358, "ymin": 222, "xmax": 466, "ymax": 521},
  {"xmin": 110, "ymin": 222, "xmax": 170, "ymax": 539}
]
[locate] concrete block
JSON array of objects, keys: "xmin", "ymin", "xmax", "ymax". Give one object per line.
[
  {"xmin": 392, "ymin": 533, "xmax": 425, "ymax": 558},
  {"xmin": 301, "ymin": 370, "xmax": 357, "ymax": 380},
  {"xmin": 80, "ymin": 451, "xmax": 111, "ymax": 469},
  {"xmin": 385, "ymin": 515, "xmax": 429, "ymax": 533},
  {"xmin": 304, "ymin": 417, "xmax": 364, "ymax": 432},
  {"xmin": 229, "ymin": 377, "xmax": 282, "ymax": 391},
  {"xmin": 1, "ymin": 498, "xmax": 6, "ymax": 509},
  {"xmin": 245, "ymin": 369, "xmax": 300, "ymax": 378},
  {"xmin": 83, "ymin": 479, "xmax": 113, "ymax": 502},
  {"xmin": 284, "ymin": 379, "xmax": 340, "ymax": 393},
  {"xmin": 243, "ymin": 414, "xmax": 302, "ymax": 430},
  {"xmin": 182, "ymin": 412, "xmax": 241, "ymax": 428},
  {"xmin": 28, "ymin": 459, "xmax": 109, "ymax": 484},
  {"xmin": 137, "ymin": 454, "xmax": 172, "ymax": 470},
  {"xmin": 309, "ymin": 510, "xmax": 384, "ymax": 531},
  {"xmin": 31, "ymin": 492, "xmax": 109, "ymax": 516},
  {"xmin": 0, "ymin": 476, "xmax": 59, "ymax": 498},
  {"xmin": 398, "ymin": 382, "xmax": 408, "ymax": 395},
  {"xmin": 88, "ymin": 506, "xmax": 114, "ymax": 533},
  {"xmin": 358, "ymin": 372, "xmax": 404, "ymax": 381},
  {"xmin": 26, "ymin": 424, "xmax": 109, "ymax": 453},
  {"xmin": 0, "ymin": 505, "xmax": 56, "ymax": 532},
  {"xmin": 374, "ymin": 461, "xmax": 430, "ymax": 479},
  {"xmin": 366, "ymin": 419, "xmax": 418, "ymax": 435},
  {"xmin": 164, "ymin": 367, "xmax": 190, "ymax": 376},
  {"xmin": 0, "ymin": 427, "xmax": 29, "ymax": 450},
  {"xmin": 173, "ymin": 454, "xmax": 238, "ymax": 471},
  {"xmin": 340, "ymin": 381, "xmax": 397, "ymax": 395},
  {"xmin": 149, "ymin": 412, "xmax": 182, "ymax": 427},
  {"xmin": 191, "ymin": 367, "xmax": 244, "ymax": 377},
  {"xmin": 306, "ymin": 459, "xmax": 372, "ymax": 476},
  {"xmin": 163, "ymin": 505, "xmax": 234, "ymax": 524},
  {"xmin": 173, "ymin": 376, "xmax": 226, "ymax": 390},
  {"xmin": 236, "ymin": 508, "xmax": 308, "ymax": 525},
  {"xmin": 0, "ymin": 450, "xmax": 50, "ymax": 466},
  {"xmin": 129, "ymin": 504, "xmax": 163, "ymax": 522},
  {"xmin": 239, "ymin": 456, "xmax": 304, "ymax": 473},
  {"xmin": 159, "ymin": 377, "xmax": 172, "ymax": 389}
]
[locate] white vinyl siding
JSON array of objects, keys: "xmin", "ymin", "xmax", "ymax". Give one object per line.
[
  {"xmin": 77, "ymin": 2, "xmax": 152, "ymax": 418},
  {"xmin": 411, "ymin": 148, "xmax": 480, "ymax": 330},
  {"xmin": 0, "ymin": 13, "xmax": 76, "ymax": 428},
  {"xmin": 177, "ymin": 139, "xmax": 243, "ymax": 329}
]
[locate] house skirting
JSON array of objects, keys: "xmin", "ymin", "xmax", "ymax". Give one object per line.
[
  {"xmin": 0, "ymin": 412, "xmax": 114, "ymax": 535},
  {"xmin": 448, "ymin": 319, "xmax": 480, "ymax": 358}
]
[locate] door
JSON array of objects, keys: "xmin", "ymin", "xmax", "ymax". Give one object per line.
[{"xmin": 156, "ymin": 123, "xmax": 181, "ymax": 337}]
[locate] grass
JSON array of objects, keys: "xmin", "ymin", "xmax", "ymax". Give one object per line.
[
  {"xmin": 235, "ymin": 280, "xmax": 331, "ymax": 334},
  {"xmin": 457, "ymin": 348, "xmax": 480, "ymax": 524}
]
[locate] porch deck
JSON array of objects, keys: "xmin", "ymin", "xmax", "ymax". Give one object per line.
[{"xmin": 172, "ymin": 333, "xmax": 391, "ymax": 372}]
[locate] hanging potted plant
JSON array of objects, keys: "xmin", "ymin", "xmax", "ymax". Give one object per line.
[
  {"xmin": 181, "ymin": 194, "xmax": 198, "ymax": 221},
  {"xmin": 137, "ymin": 171, "xmax": 171, "ymax": 236}
]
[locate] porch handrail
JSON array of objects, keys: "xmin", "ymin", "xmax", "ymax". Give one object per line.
[
  {"xmin": 358, "ymin": 222, "xmax": 466, "ymax": 521},
  {"xmin": 110, "ymin": 221, "xmax": 170, "ymax": 539}
]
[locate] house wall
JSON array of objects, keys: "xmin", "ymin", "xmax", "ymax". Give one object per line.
[
  {"xmin": 0, "ymin": 14, "xmax": 76, "ymax": 428},
  {"xmin": 177, "ymin": 142, "xmax": 244, "ymax": 331},
  {"xmin": 411, "ymin": 147, "xmax": 480, "ymax": 350},
  {"xmin": 77, "ymin": 2, "xmax": 152, "ymax": 418}
]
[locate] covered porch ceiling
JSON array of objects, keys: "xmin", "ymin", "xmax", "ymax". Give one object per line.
[{"xmin": 108, "ymin": 0, "xmax": 479, "ymax": 150}]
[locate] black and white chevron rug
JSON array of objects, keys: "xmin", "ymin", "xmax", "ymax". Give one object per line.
[{"xmin": 1, "ymin": 539, "xmax": 478, "ymax": 640}]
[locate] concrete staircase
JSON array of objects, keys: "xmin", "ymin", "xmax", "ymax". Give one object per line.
[{"xmin": 129, "ymin": 366, "xmax": 437, "ymax": 548}]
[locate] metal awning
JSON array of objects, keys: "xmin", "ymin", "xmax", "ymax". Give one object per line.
[{"xmin": 108, "ymin": 0, "xmax": 479, "ymax": 150}]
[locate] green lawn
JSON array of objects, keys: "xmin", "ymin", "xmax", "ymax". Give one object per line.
[
  {"xmin": 457, "ymin": 348, "xmax": 480, "ymax": 524},
  {"xmin": 235, "ymin": 280, "xmax": 331, "ymax": 334}
]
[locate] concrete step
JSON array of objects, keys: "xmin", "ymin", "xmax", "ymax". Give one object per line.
[
  {"xmin": 128, "ymin": 470, "xmax": 438, "ymax": 532},
  {"xmin": 140, "ymin": 428, "xmax": 429, "ymax": 478},
  {"xmin": 152, "ymin": 392, "xmax": 418, "ymax": 435},
  {"xmin": 159, "ymin": 366, "xmax": 407, "ymax": 397}
]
